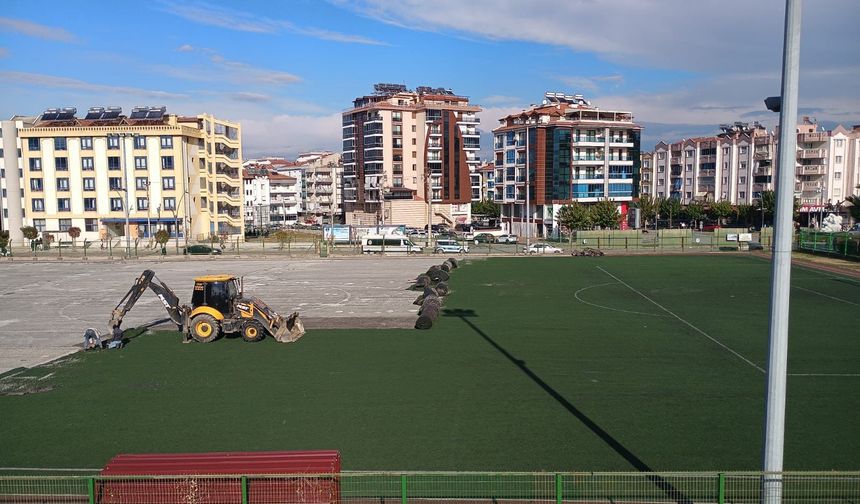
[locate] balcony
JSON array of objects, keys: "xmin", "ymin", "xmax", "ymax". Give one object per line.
[
  {"xmin": 797, "ymin": 148, "xmax": 826, "ymax": 159},
  {"xmin": 572, "ymin": 155, "xmax": 604, "ymax": 165},
  {"xmin": 699, "ymin": 155, "xmax": 716, "ymax": 163},
  {"xmin": 609, "ymin": 137, "xmax": 633, "ymax": 147},
  {"xmin": 754, "ymin": 150, "xmax": 771, "ymax": 160},
  {"xmin": 699, "ymin": 169, "xmax": 716, "ymax": 177},
  {"xmin": 670, "ymin": 157, "xmax": 681, "ymax": 165},
  {"xmin": 754, "ymin": 166, "xmax": 771, "ymax": 175},
  {"xmin": 573, "ymin": 136, "xmax": 605, "ymax": 145},
  {"xmin": 458, "ymin": 115, "xmax": 480, "ymax": 124},
  {"xmin": 796, "ymin": 165, "xmax": 826, "ymax": 175},
  {"xmin": 798, "ymin": 132, "xmax": 827, "ymax": 143},
  {"xmin": 799, "ymin": 181, "xmax": 823, "ymax": 191}
]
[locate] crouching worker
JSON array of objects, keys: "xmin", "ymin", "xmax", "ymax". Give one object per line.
[
  {"xmin": 83, "ymin": 328, "xmax": 102, "ymax": 351},
  {"xmin": 107, "ymin": 323, "xmax": 124, "ymax": 349}
]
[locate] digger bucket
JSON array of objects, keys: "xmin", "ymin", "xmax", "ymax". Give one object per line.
[{"xmin": 273, "ymin": 312, "xmax": 306, "ymax": 343}]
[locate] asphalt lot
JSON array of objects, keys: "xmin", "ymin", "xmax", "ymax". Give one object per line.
[{"xmin": 0, "ymin": 256, "xmax": 447, "ymax": 374}]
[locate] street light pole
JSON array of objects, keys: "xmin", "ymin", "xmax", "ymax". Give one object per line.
[
  {"xmin": 145, "ymin": 180, "xmax": 152, "ymax": 244},
  {"xmin": 116, "ymin": 133, "xmax": 136, "ymax": 258},
  {"xmin": 525, "ymin": 125, "xmax": 531, "ymax": 250}
]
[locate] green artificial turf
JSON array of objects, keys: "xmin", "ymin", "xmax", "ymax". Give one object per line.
[{"xmin": 0, "ymin": 255, "xmax": 857, "ymax": 471}]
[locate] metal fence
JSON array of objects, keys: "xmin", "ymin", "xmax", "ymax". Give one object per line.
[
  {"xmin": 1, "ymin": 471, "xmax": 858, "ymax": 503},
  {"xmin": 796, "ymin": 230, "xmax": 860, "ymax": 260}
]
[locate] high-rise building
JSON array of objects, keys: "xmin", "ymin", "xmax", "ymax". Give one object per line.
[
  {"xmin": 342, "ymin": 83, "xmax": 481, "ymax": 228},
  {"xmin": 12, "ymin": 106, "xmax": 243, "ymax": 243},
  {"xmin": 493, "ymin": 92, "xmax": 642, "ymax": 236}
]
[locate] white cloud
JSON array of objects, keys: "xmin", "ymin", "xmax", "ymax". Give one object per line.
[
  {"xmin": 177, "ymin": 44, "xmax": 195, "ymax": 52},
  {"xmin": 0, "ymin": 17, "xmax": 78, "ymax": 43},
  {"xmin": 228, "ymin": 92, "xmax": 272, "ymax": 103},
  {"xmin": 0, "ymin": 71, "xmax": 188, "ymax": 100},
  {"xmin": 558, "ymin": 74, "xmax": 623, "ymax": 92},
  {"xmin": 158, "ymin": 0, "xmax": 386, "ymax": 45}
]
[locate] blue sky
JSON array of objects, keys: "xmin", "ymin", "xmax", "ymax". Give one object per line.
[{"xmin": 1, "ymin": 0, "xmax": 858, "ymax": 158}]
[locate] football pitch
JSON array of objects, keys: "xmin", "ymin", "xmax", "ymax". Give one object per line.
[{"xmin": 0, "ymin": 255, "xmax": 857, "ymax": 471}]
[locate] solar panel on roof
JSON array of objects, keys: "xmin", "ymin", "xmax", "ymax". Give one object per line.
[
  {"xmin": 146, "ymin": 107, "xmax": 165, "ymax": 120},
  {"xmin": 85, "ymin": 107, "xmax": 105, "ymax": 120},
  {"xmin": 130, "ymin": 108, "xmax": 148, "ymax": 119},
  {"xmin": 102, "ymin": 109, "xmax": 121, "ymax": 119},
  {"xmin": 56, "ymin": 107, "xmax": 77, "ymax": 120}
]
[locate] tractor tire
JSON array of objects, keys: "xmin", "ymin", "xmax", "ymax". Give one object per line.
[
  {"xmin": 241, "ymin": 321, "xmax": 265, "ymax": 343},
  {"xmin": 190, "ymin": 314, "xmax": 220, "ymax": 343},
  {"xmin": 447, "ymin": 258, "xmax": 459, "ymax": 268},
  {"xmin": 440, "ymin": 262, "xmax": 451, "ymax": 272},
  {"xmin": 427, "ymin": 269, "xmax": 449, "ymax": 282},
  {"xmin": 435, "ymin": 281, "xmax": 449, "ymax": 296}
]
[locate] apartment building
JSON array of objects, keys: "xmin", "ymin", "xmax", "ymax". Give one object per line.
[
  {"xmin": 342, "ymin": 83, "xmax": 481, "ymax": 228},
  {"xmin": 476, "ymin": 162, "xmax": 496, "ymax": 201},
  {"xmin": 493, "ymin": 92, "xmax": 642, "ymax": 236},
  {"xmin": 0, "ymin": 117, "xmax": 32, "ymax": 240},
  {"xmin": 641, "ymin": 120, "xmax": 860, "ymax": 217},
  {"xmin": 243, "ymin": 172, "xmax": 301, "ymax": 229},
  {"xmin": 9, "ymin": 106, "xmax": 243, "ymax": 243},
  {"xmin": 295, "ymin": 151, "xmax": 342, "ymax": 224}
]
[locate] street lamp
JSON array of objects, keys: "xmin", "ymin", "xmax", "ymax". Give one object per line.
[{"xmin": 144, "ymin": 180, "xmax": 152, "ymax": 244}]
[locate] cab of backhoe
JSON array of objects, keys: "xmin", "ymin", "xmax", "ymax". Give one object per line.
[{"xmin": 190, "ymin": 275, "xmax": 240, "ymax": 317}]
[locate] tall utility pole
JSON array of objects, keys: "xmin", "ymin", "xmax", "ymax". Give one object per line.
[
  {"xmin": 117, "ymin": 133, "xmax": 136, "ymax": 258},
  {"xmin": 145, "ymin": 180, "xmax": 152, "ymax": 243},
  {"xmin": 425, "ymin": 170, "xmax": 432, "ymax": 248},
  {"xmin": 762, "ymin": 1, "xmax": 801, "ymax": 503}
]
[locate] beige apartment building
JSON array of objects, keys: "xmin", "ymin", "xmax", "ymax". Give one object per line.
[
  {"xmin": 11, "ymin": 106, "xmax": 243, "ymax": 244},
  {"xmin": 342, "ymin": 84, "xmax": 482, "ymax": 228},
  {"xmin": 641, "ymin": 119, "xmax": 860, "ymax": 219},
  {"xmin": 295, "ymin": 151, "xmax": 342, "ymax": 224}
]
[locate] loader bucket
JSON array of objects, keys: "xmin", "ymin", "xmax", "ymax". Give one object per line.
[{"xmin": 273, "ymin": 312, "xmax": 306, "ymax": 343}]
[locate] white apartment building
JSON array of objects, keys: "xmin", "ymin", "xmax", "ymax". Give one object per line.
[
  {"xmin": 295, "ymin": 151, "xmax": 342, "ymax": 224},
  {"xmin": 641, "ymin": 120, "xmax": 860, "ymax": 216},
  {"xmin": 0, "ymin": 117, "xmax": 32, "ymax": 240},
  {"xmin": 6, "ymin": 107, "xmax": 244, "ymax": 244},
  {"xmin": 243, "ymin": 172, "xmax": 301, "ymax": 229}
]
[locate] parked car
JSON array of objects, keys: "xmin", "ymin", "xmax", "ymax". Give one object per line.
[
  {"xmin": 183, "ymin": 244, "xmax": 222, "ymax": 255},
  {"xmin": 473, "ymin": 233, "xmax": 496, "ymax": 244},
  {"xmin": 497, "ymin": 234, "xmax": 518, "ymax": 244},
  {"xmin": 702, "ymin": 223, "xmax": 721, "ymax": 232},
  {"xmin": 747, "ymin": 241, "xmax": 764, "ymax": 251},
  {"xmin": 435, "ymin": 239, "xmax": 469, "ymax": 254},
  {"xmin": 524, "ymin": 243, "xmax": 563, "ymax": 254}
]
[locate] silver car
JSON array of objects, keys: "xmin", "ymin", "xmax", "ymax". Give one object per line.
[{"xmin": 435, "ymin": 239, "xmax": 469, "ymax": 254}]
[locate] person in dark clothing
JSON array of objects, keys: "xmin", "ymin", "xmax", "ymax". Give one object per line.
[{"xmin": 108, "ymin": 324, "xmax": 124, "ymax": 349}]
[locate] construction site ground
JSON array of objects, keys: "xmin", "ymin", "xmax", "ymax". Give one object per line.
[{"xmin": 0, "ymin": 256, "xmax": 446, "ymax": 375}]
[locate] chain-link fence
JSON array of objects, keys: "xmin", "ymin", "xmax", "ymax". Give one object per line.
[
  {"xmin": 1, "ymin": 471, "xmax": 858, "ymax": 503},
  {"xmin": 796, "ymin": 229, "xmax": 860, "ymax": 260}
]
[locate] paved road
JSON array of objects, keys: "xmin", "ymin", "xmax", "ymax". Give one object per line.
[{"xmin": 0, "ymin": 256, "xmax": 448, "ymax": 374}]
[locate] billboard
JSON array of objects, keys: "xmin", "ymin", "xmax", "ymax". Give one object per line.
[{"xmin": 324, "ymin": 225, "xmax": 352, "ymax": 243}]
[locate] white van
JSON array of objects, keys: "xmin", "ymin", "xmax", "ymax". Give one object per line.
[{"xmin": 362, "ymin": 235, "xmax": 422, "ymax": 254}]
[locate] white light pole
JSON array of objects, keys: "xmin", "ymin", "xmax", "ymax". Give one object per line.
[
  {"xmin": 525, "ymin": 125, "xmax": 531, "ymax": 250},
  {"xmin": 144, "ymin": 180, "xmax": 152, "ymax": 244},
  {"xmin": 762, "ymin": 1, "xmax": 801, "ymax": 503},
  {"xmin": 115, "ymin": 132, "xmax": 138, "ymax": 258}
]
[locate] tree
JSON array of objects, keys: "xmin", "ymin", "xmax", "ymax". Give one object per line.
[
  {"xmin": 0, "ymin": 230, "xmax": 8, "ymax": 255},
  {"xmin": 845, "ymin": 195, "xmax": 860, "ymax": 222},
  {"xmin": 735, "ymin": 204, "xmax": 754, "ymax": 227},
  {"xmin": 67, "ymin": 227, "xmax": 81, "ymax": 248},
  {"xmin": 685, "ymin": 201, "xmax": 706, "ymax": 225},
  {"xmin": 42, "ymin": 232, "xmax": 54, "ymax": 250},
  {"xmin": 660, "ymin": 197, "xmax": 682, "ymax": 228},
  {"xmin": 708, "ymin": 201, "xmax": 733, "ymax": 225},
  {"xmin": 20, "ymin": 226, "xmax": 38, "ymax": 241},
  {"xmin": 556, "ymin": 202, "xmax": 593, "ymax": 233},
  {"xmin": 591, "ymin": 199, "xmax": 621, "ymax": 229},
  {"xmin": 636, "ymin": 195, "xmax": 659, "ymax": 228},
  {"xmin": 471, "ymin": 199, "xmax": 500, "ymax": 218},
  {"xmin": 272, "ymin": 230, "xmax": 293, "ymax": 250}
]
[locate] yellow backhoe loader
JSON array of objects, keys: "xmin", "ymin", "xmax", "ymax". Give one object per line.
[{"xmin": 109, "ymin": 270, "xmax": 305, "ymax": 343}]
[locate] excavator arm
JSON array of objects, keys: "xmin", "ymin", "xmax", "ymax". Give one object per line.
[{"xmin": 109, "ymin": 269, "xmax": 187, "ymax": 329}]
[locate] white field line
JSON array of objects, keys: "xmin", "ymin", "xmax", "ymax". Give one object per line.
[
  {"xmin": 793, "ymin": 286, "xmax": 860, "ymax": 307},
  {"xmin": 787, "ymin": 373, "xmax": 860, "ymax": 377},
  {"xmin": 596, "ymin": 266, "xmax": 766, "ymax": 374},
  {"xmin": 573, "ymin": 282, "xmax": 669, "ymax": 318}
]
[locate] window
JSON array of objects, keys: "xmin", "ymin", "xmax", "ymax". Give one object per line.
[
  {"xmin": 30, "ymin": 178, "xmax": 43, "ymax": 191},
  {"xmin": 739, "ymin": 191, "xmax": 746, "ymax": 199},
  {"xmin": 412, "ymin": 151, "xmax": 416, "ymax": 158},
  {"xmin": 27, "ymin": 138, "xmax": 40, "ymax": 151},
  {"xmin": 685, "ymin": 192, "xmax": 692, "ymax": 199},
  {"xmin": 59, "ymin": 218, "xmax": 71, "ymax": 231},
  {"xmin": 739, "ymin": 177, "xmax": 746, "ymax": 184},
  {"xmin": 84, "ymin": 198, "xmax": 97, "ymax": 211},
  {"xmin": 29, "ymin": 158, "xmax": 42, "ymax": 171},
  {"xmin": 109, "ymin": 177, "xmax": 122, "ymax": 190},
  {"xmin": 54, "ymin": 137, "xmax": 67, "ymax": 151},
  {"xmin": 56, "ymin": 178, "xmax": 70, "ymax": 191},
  {"xmin": 163, "ymin": 197, "xmax": 176, "ymax": 211},
  {"xmin": 161, "ymin": 156, "xmax": 174, "ymax": 170},
  {"xmin": 81, "ymin": 157, "xmax": 94, "ymax": 171},
  {"xmin": 81, "ymin": 137, "xmax": 93, "ymax": 150},
  {"xmin": 136, "ymin": 177, "xmax": 149, "ymax": 190},
  {"xmin": 644, "ymin": 160, "xmax": 650, "ymax": 168},
  {"xmin": 160, "ymin": 136, "xmax": 173, "ymax": 148},
  {"xmin": 411, "ymin": 125, "xmax": 416, "ymax": 132},
  {"xmin": 412, "ymin": 138, "xmax": 417, "ymax": 145},
  {"xmin": 55, "ymin": 158, "xmax": 68, "ymax": 171},
  {"xmin": 739, "ymin": 146, "xmax": 748, "ymax": 154},
  {"xmin": 33, "ymin": 219, "xmax": 46, "ymax": 232},
  {"xmin": 658, "ymin": 166, "xmax": 665, "ymax": 173},
  {"xmin": 686, "ymin": 150, "xmax": 694, "ymax": 157},
  {"xmin": 110, "ymin": 198, "xmax": 123, "ymax": 211},
  {"xmin": 57, "ymin": 198, "xmax": 70, "ymax": 212},
  {"xmin": 412, "ymin": 164, "xmax": 417, "ymax": 171},
  {"xmin": 162, "ymin": 177, "xmax": 175, "ymax": 190},
  {"xmin": 685, "ymin": 178, "xmax": 692, "ymax": 185},
  {"xmin": 83, "ymin": 177, "xmax": 95, "ymax": 191},
  {"xmin": 740, "ymin": 162, "xmax": 747, "ymax": 170},
  {"xmin": 107, "ymin": 136, "xmax": 120, "ymax": 149},
  {"xmin": 137, "ymin": 197, "xmax": 149, "ymax": 210},
  {"xmin": 834, "ymin": 171, "xmax": 841, "ymax": 180},
  {"xmin": 108, "ymin": 157, "xmax": 120, "ymax": 170},
  {"xmin": 134, "ymin": 136, "xmax": 146, "ymax": 149},
  {"xmin": 723, "ymin": 147, "xmax": 730, "ymax": 155},
  {"xmin": 657, "ymin": 152, "xmax": 665, "ymax": 160},
  {"xmin": 85, "ymin": 218, "xmax": 97, "ymax": 232},
  {"xmin": 835, "ymin": 139, "xmax": 844, "ymax": 147},
  {"xmin": 134, "ymin": 156, "xmax": 147, "ymax": 170},
  {"xmin": 835, "ymin": 155, "xmax": 843, "ymax": 164}
]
